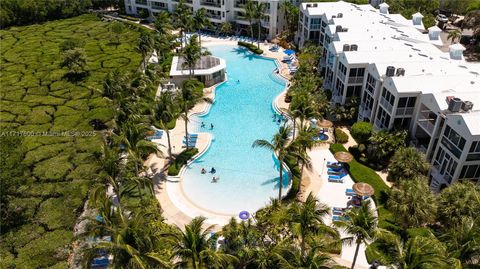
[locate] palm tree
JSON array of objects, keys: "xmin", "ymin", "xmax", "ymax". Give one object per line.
[
  {"xmin": 97, "ymin": 141, "xmax": 126, "ymax": 203},
  {"xmin": 172, "ymin": 0, "xmax": 193, "ymax": 49},
  {"xmin": 154, "ymin": 11, "xmax": 173, "ymax": 37},
  {"xmin": 136, "ymin": 33, "xmax": 154, "ymax": 70},
  {"xmin": 447, "ymin": 29, "xmax": 462, "ymax": 43},
  {"xmin": 281, "ymin": 1, "xmax": 299, "ymax": 42},
  {"xmin": 219, "ymin": 22, "xmax": 232, "ymax": 36},
  {"xmin": 60, "ymin": 48, "xmax": 87, "ymax": 76},
  {"xmin": 287, "ymin": 193, "xmax": 330, "ymax": 256},
  {"xmin": 253, "ymin": 1, "xmax": 267, "ymax": 48},
  {"xmin": 178, "ymin": 79, "xmax": 212, "ymax": 150},
  {"xmin": 273, "ymin": 244, "xmax": 334, "ymax": 269},
  {"xmin": 387, "ymin": 179, "xmax": 437, "ymax": 229},
  {"xmin": 437, "ymin": 181, "xmax": 480, "ymax": 226},
  {"xmin": 166, "ymin": 216, "xmax": 237, "ymax": 268},
  {"xmin": 334, "ymin": 200, "xmax": 377, "ymax": 269},
  {"xmin": 442, "ymin": 216, "xmax": 480, "ymax": 267},
  {"xmin": 153, "ymin": 91, "xmax": 179, "ymax": 161},
  {"xmin": 252, "ymin": 125, "xmax": 298, "ymax": 200},
  {"xmin": 245, "ymin": 0, "xmax": 256, "ymax": 43},
  {"xmin": 193, "ymin": 8, "xmax": 210, "ymax": 47},
  {"xmin": 376, "ymin": 231, "xmax": 450, "ymax": 269},
  {"xmin": 387, "ymin": 147, "xmax": 430, "ymax": 183},
  {"xmin": 182, "ymin": 34, "xmax": 202, "ymax": 78}
]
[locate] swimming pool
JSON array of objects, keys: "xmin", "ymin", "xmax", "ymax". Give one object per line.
[{"xmin": 181, "ymin": 45, "xmax": 289, "ymax": 215}]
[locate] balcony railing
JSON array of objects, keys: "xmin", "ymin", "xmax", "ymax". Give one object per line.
[
  {"xmin": 396, "ymin": 107, "xmax": 414, "ymax": 116},
  {"xmin": 348, "ymin": 76, "xmax": 364, "ymax": 84},
  {"xmin": 418, "ymin": 120, "xmax": 435, "ymax": 134},
  {"xmin": 135, "ymin": 0, "xmax": 147, "ymax": 5},
  {"xmin": 379, "ymin": 97, "xmax": 393, "ymax": 113},
  {"xmin": 337, "ymin": 72, "xmax": 345, "ymax": 82},
  {"xmin": 310, "ymin": 24, "xmax": 321, "ymax": 30},
  {"xmin": 206, "ymin": 13, "xmax": 222, "ymax": 20},
  {"xmin": 201, "ymin": 1, "xmax": 221, "ymax": 7}
]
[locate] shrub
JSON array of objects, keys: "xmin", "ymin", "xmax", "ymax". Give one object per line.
[
  {"xmin": 334, "ymin": 128, "xmax": 349, "ymax": 144},
  {"xmin": 168, "ymin": 148, "xmax": 199, "ymax": 176},
  {"xmin": 284, "ymin": 155, "xmax": 301, "ymax": 200},
  {"xmin": 237, "ymin": 41, "xmax": 263, "ymax": 54},
  {"xmin": 351, "ymin": 121, "xmax": 373, "ymax": 144}
]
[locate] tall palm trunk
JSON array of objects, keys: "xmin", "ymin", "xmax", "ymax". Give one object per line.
[
  {"xmin": 257, "ymin": 22, "xmax": 261, "ymax": 48},
  {"xmin": 292, "ymin": 119, "xmax": 296, "ymax": 140},
  {"xmin": 198, "ymin": 30, "xmax": 202, "ymax": 47},
  {"xmin": 184, "ymin": 105, "xmax": 189, "ymax": 150},
  {"xmin": 166, "ymin": 129, "xmax": 173, "ymax": 160},
  {"xmin": 249, "ymin": 23, "xmax": 254, "ymax": 44},
  {"xmin": 278, "ymin": 160, "xmax": 283, "ymax": 200},
  {"xmin": 351, "ymin": 241, "xmax": 361, "ymax": 269}
]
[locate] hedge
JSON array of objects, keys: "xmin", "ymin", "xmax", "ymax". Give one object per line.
[
  {"xmin": 285, "ymin": 155, "xmax": 301, "ymax": 200},
  {"xmin": 351, "ymin": 121, "xmax": 373, "ymax": 144},
  {"xmin": 238, "ymin": 41, "xmax": 264, "ymax": 55},
  {"xmin": 329, "ymin": 144, "xmax": 394, "ymax": 228},
  {"xmin": 334, "ymin": 128, "xmax": 349, "ymax": 144},
  {"xmin": 168, "ymin": 148, "xmax": 199, "ymax": 176}
]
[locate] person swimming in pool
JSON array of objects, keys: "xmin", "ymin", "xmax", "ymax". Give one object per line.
[
  {"xmin": 237, "ymin": 79, "xmax": 240, "ymax": 83},
  {"xmin": 201, "ymin": 168, "xmax": 206, "ymax": 174},
  {"xmin": 210, "ymin": 123, "xmax": 214, "ymax": 130},
  {"xmin": 210, "ymin": 167, "xmax": 216, "ymax": 174},
  {"xmin": 212, "ymin": 176, "xmax": 219, "ymax": 183},
  {"xmin": 201, "ymin": 122, "xmax": 205, "ymax": 128}
]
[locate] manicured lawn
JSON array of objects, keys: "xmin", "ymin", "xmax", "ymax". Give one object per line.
[
  {"xmin": 329, "ymin": 144, "xmax": 394, "ymax": 229},
  {"xmin": 0, "ymin": 14, "xmax": 143, "ymax": 268}
]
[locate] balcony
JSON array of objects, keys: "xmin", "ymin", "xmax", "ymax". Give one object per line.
[
  {"xmin": 135, "ymin": 0, "xmax": 147, "ymax": 5},
  {"xmin": 348, "ymin": 76, "xmax": 364, "ymax": 84},
  {"xmin": 201, "ymin": 0, "xmax": 221, "ymax": 8},
  {"xmin": 337, "ymin": 72, "xmax": 345, "ymax": 82},
  {"xmin": 418, "ymin": 120, "xmax": 435, "ymax": 134},
  {"xmin": 359, "ymin": 105, "xmax": 372, "ymax": 118},
  {"xmin": 379, "ymin": 97, "xmax": 393, "ymax": 113},
  {"xmin": 206, "ymin": 13, "xmax": 222, "ymax": 20},
  {"xmin": 396, "ymin": 107, "xmax": 414, "ymax": 116},
  {"xmin": 235, "ymin": 1, "xmax": 245, "ymax": 8}
]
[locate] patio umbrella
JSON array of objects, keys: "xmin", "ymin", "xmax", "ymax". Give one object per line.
[
  {"xmin": 271, "ymin": 37, "xmax": 280, "ymax": 44},
  {"xmin": 284, "ymin": 49, "xmax": 295, "ymax": 55},
  {"xmin": 239, "ymin": 211, "xmax": 250, "ymax": 220},
  {"xmin": 317, "ymin": 119, "xmax": 333, "ymax": 128},
  {"xmin": 352, "ymin": 182, "xmax": 374, "ymax": 197},
  {"xmin": 334, "ymin": 151, "xmax": 354, "ymax": 163}
]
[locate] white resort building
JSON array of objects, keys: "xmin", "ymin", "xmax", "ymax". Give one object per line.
[
  {"xmin": 298, "ymin": 1, "xmax": 480, "ymax": 190},
  {"xmin": 169, "ymin": 55, "xmax": 226, "ymax": 87},
  {"xmin": 123, "ymin": 0, "xmax": 287, "ymax": 39}
]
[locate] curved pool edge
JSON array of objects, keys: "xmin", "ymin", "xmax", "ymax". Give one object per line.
[{"xmin": 165, "ymin": 45, "xmax": 294, "ymax": 222}]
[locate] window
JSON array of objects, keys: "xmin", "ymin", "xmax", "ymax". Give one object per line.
[
  {"xmin": 310, "ymin": 18, "xmax": 321, "ymax": 29},
  {"xmin": 151, "ymin": 1, "xmax": 167, "ymax": 9},
  {"xmin": 309, "ymin": 31, "xmax": 320, "ymax": 41},
  {"xmin": 335, "ymin": 78, "xmax": 344, "ymax": 96},
  {"xmin": 441, "ymin": 125, "xmax": 465, "ymax": 159},
  {"xmin": 381, "ymin": 88, "xmax": 395, "ymax": 106},
  {"xmin": 467, "ymin": 141, "xmax": 480, "ymax": 161},
  {"xmin": 376, "ymin": 106, "xmax": 391, "ymax": 129},
  {"xmin": 434, "ymin": 148, "xmax": 458, "ymax": 184},
  {"xmin": 361, "ymin": 91, "xmax": 374, "ymax": 110},
  {"xmin": 346, "ymin": 85, "xmax": 362, "ymax": 98},
  {"xmin": 398, "ymin": 96, "xmax": 416, "ymax": 108},
  {"xmin": 365, "ymin": 73, "xmax": 376, "ymax": 94},
  {"xmin": 460, "ymin": 164, "xmax": 480, "ymax": 180},
  {"xmin": 349, "ymin": 68, "xmax": 365, "ymax": 77},
  {"xmin": 337, "ymin": 62, "xmax": 347, "ymax": 81},
  {"xmin": 393, "ymin": 118, "xmax": 411, "ymax": 130}
]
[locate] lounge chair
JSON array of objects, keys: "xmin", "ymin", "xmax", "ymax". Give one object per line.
[
  {"xmin": 345, "ymin": 188, "xmax": 356, "ymax": 196},
  {"xmin": 332, "ymin": 207, "xmax": 345, "ymax": 215},
  {"xmin": 328, "ymin": 176, "xmax": 344, "ymax": 183},
  {"xmin": 91, "ymin": 257, "xmax": 109, "ymax": 268}
]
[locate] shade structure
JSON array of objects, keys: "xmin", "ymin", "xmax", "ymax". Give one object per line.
[
  {"xmin": 352, "ymin": 182, "xmax": 374, "ymax": 197},
  {"xmin": 284, "ymin": 49, "xmax": 295, "ymax": 55},
  {"xmin": 317, "ymin": 119, "xmax": 333, "ymax": 128},
  {"xmin": 334, "ymin": 151, "xmax": 354, "ymax": 163}
]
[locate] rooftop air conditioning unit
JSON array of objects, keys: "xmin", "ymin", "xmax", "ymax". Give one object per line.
[
  {"xmin": 350, "ymin": 44, "xmax": 358, "ymax": 51},
  {"xmin": 335, "ymin": 25, "xmax": 342, "ymax": 32},
  {"xmin": 343, "ymin": 44, "xmax": 350, "ymax": 51},
  {"xmin": 396, "ymin": 68, "xmax": 405, "ymax": 76},
  {"xmin": 337, "ymin": 13, "xmax": 343, "ymax": 18},
  {"xmin": 386, "ymin": 66, "xmax": 395, "ymax": 77},
  {"xmin": 448, "ymin": 97, "xmax": 463, "ymax": 112},
  {"xmin": 462, "ymin": 101, "xmax": 474, "ymax": 111}
]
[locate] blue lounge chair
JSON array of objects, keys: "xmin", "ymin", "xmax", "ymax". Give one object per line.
[
  {"xmin": 91, "ymin": 257, "xmax": 109, "ymax": 268},
  {"xmin": 332, "ymin": 215, "xmax": 343, "ymax": 222},
  {"xmin": 332, "ymin": 209, "xmax": 344, "ymax": 215},
  {"xmin": 328, "ymin": 176, "xmax": 344, "ymax": 183},
  {"xmin": 345, "ymin": 188, "xmax": 356, "ymax": 196}
]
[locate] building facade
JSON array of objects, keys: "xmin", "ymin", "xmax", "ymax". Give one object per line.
[
  {"xmin": 298, "ymin": 1, "xmax": 480, "ymax": 190},
  {"xmin": 123, "ymin": 0, "xmax": 287, "ymax": 39}
]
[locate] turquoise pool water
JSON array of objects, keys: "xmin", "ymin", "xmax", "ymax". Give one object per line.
[{"xmin": 182, "ymin": 45, "xmax": 289, "ymax": 215}]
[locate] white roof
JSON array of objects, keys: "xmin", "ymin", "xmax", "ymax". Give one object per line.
[
  {"xmin": 428, "ymin": 25, "xmax": 442, "ymax": 32},
  {"xmin": 412, "ymin": 12, "xmax": 424, "ymax": 18},
  {"xmin": 449, "ymin": 43, "xmax": 466, "ymax": 51},
  {"xmin": 379, "ymin": 2, "xmax": 389, "ymax": 8},
  {"xmin": 170, "ymin": 56, "xmax": 226, "ymax": 76}
]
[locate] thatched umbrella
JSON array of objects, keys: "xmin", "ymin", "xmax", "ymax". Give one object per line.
[
  {"xmin": 334, "ymin": 151, "xmax": 354, "ymax": 163},
  {"xmin": 317, "ymin": 119, "xmax": 333, "ymax": 128},
  {"xmin": 271, "ymin": 37, "xmax": 280, "ymax": 44},
  {"xmin": 352, "ymin": 182, "xmax": 374, "ymax": 197}
]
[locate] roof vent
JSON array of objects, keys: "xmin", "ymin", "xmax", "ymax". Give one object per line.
[
  {"xmin": 386, "ymin": 66, "xmax": 395, "ymax": 77},
  {"xmin": 343, "ymin": 44, "xmax": 351, "ymax": 51},
  {"xmin": 350, "ymin": 44, "xmax": 358, "ymax": 51},
  {"xmin": 336, "ymin": 25, "xmax": 342, "ymax": 32},
  {"xmin": 396, "ymin": 68, "xmax": 405, "ymax": 76},
  {"xmin": 462, "ymin": 101, "xmax": 474, "ymax": 111},
  {"xmin": 448, "ymin": 97, "xmax": 463, "ymax": 112},
  {"xmin": 337, "ymin": 13, "xmax": 343, "ymax": 18}
]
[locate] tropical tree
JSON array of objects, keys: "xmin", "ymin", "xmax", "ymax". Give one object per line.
[
  {"xmin": 136, "ymin": 33, "xmax": 154, "ymax": 69},
  {"xmin": 437, "ymin": 181, "xmax": 480, "ymax": 227},
  {"xmin": 334, "ymin": 200, "xmax": 377, "ymax": 269},
  {"xmin": 350, "ymin": 121, "xmax": 373, "ymax": 144},
  {"xmin": 60, "ymin": 48, "xmax": 87, "ymax": 76},
  {"xmin": 447, "ymin": 29, "xmax": 462, "ymax": 43},
  {"xmin": 154, "ymin": 11, "xmax": 173, "ymax": 37},
  {"xmin": 387, "ymin": 147, "xmax": 430, "ymax": 183},
  {"xmin": 367, "ymin": 129, "xmax": 407, "ymax": 162},
  {"xmin": 252, "ymin": 125, "xmax": 297, "ymax": 200},
  {"xmin": 287, "ymin": 193, "xmax": 331, "ymax": 256},
  {"xmin": 193, "ymin": 8, "xmax": 210, "ymax": 47},
  {"xmin": 463, "ymin": 9, "xmax": 480, "ymax": 38},
  {"xmin": 219, "ymin": 21, "xmax": 232, "ymax": 36},
  {"xmin": 153, "ymin": 91, "xmax": 179, "ymax": 161},
  {"xmin": 165, "ymin": 216, "xmax": 238, "ymax": 268},
  {"xmin": 109, "ymin": 21, "xmax": 125, "ymax": 46},
  {"xmin": 273, "ymin": 244, "xmax": 334, "ymax": 268},
  {"xmin": 245, "ymin": 0, "xmax": 256, "ymax": 43},
  {"xmin": 253, "ymin": 1, "xmax": 267, "ymax": 48},
  {"xmin": 441, "ymin": 216, "xmax": 480, "ymax": 267},
  {"xmin": 178, "ymin": 79, "xmax": 211, "ymax": 150},
  {"xmin": 172, "ymin": 0, "xmax": 193, "ymax": 49},
  {"xmin": 281, "ymin": 1, "xmax": 299, "ymax": 42},
  {"xmin": 387, "ymin": 179, "xmax": 437, "ymax": 229},
  {"xmin": 182, "ymin": 34, "xmax": 202, "ymax": 78},
  {"xmin": 375, "ymin": 230, "xmax": 451, "ymax": 269}
]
